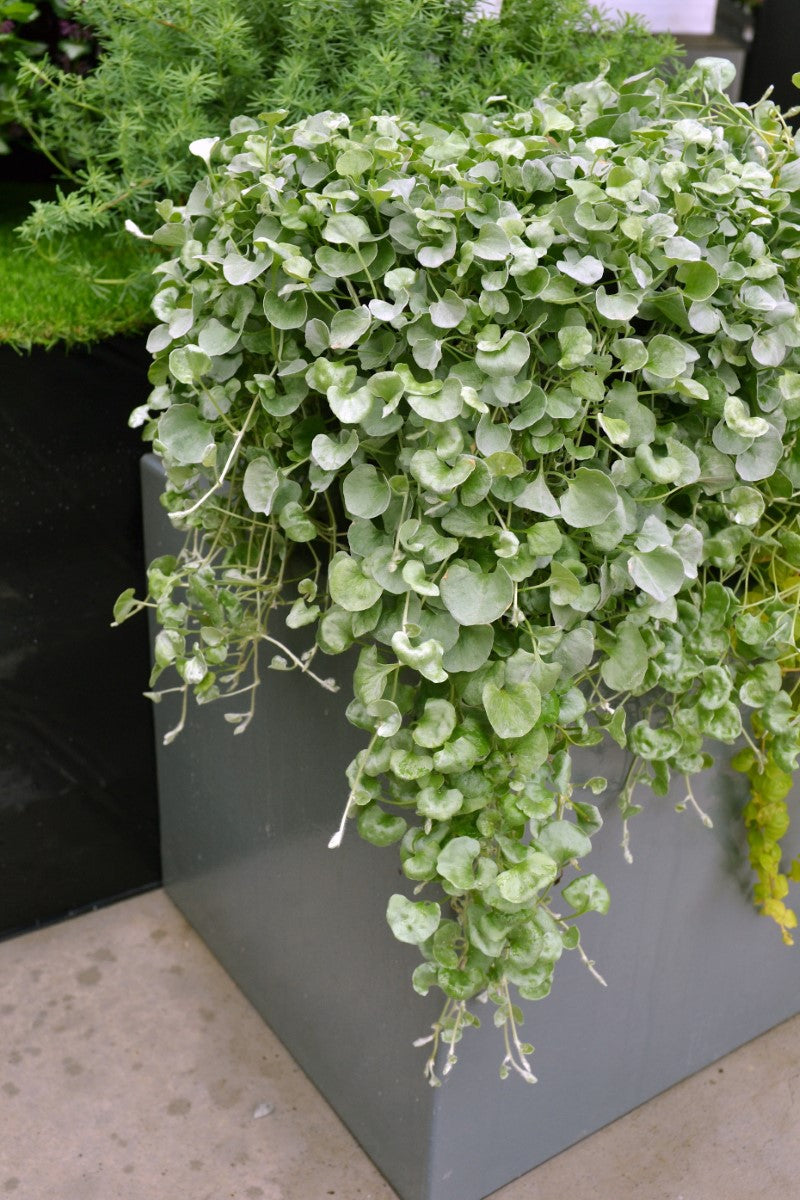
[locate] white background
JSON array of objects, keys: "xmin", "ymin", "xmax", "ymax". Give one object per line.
[{"xmin": 477, "ymin": 0, "xmax": 719, "ymax": 36}]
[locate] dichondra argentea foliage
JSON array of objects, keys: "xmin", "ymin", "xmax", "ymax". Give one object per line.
[{"xmin": 117, "ymin": 60, "xmax": 800, "ymax": 1083}]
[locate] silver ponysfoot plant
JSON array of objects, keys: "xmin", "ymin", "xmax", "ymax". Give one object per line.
[{"xmin": 118, "ymin": 58, "xmax": 800, "ymax": 1083}]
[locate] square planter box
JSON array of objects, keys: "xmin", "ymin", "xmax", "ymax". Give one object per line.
[{"xmin": 142, "ymin": 454, "xmax": 800, "ymax": 1200}]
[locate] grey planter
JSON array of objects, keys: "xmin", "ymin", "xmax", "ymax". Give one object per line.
[{"xmin": 142, "ymin": 454, "xmax": 800, "ymax": 1200}]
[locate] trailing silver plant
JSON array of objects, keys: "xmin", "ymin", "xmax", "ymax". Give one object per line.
[{"xmin": 118, "ymin": 59, "xmax": 800, "ymax": 1083}]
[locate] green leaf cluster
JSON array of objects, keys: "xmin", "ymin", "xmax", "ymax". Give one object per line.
[{"xmin": 120, "ymin": 62, "xmax": 800, "ymax": 1083}]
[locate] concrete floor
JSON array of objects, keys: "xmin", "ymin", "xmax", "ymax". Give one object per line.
[{"xmin": 2, "ymin": 891, "xmax": 799, "ymax": 1200}]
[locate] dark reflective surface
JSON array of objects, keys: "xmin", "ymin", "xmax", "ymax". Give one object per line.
[
  {"xmin": 742, "ymin": 0, "xmax": 800, "ymax": 115},
  {"xmin": 0, "ymin": 339, "xmax": 161, "ymax": 937}
]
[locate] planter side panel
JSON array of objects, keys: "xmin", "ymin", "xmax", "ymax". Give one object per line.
[{"xmin": 141, "ymin": 456, "xmax": 438, "ymax": 1200}]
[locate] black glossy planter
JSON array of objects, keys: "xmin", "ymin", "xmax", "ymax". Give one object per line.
[
  {"xmin": 142, "ymin": 455, "xmax": 800, "ymax": 1200},
  {"xmin": 0, "ymin": 340, "xmax": 160, "ymax": 937}
]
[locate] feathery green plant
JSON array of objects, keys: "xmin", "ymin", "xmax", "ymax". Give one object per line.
[{"xmin": 263, "ymin": 0, "xmax": 677, "ymax": 122}]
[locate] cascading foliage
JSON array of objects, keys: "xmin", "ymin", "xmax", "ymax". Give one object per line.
[{"xmin": 118, "ymin": 59, "xmax": 800, "ymax": 1083}]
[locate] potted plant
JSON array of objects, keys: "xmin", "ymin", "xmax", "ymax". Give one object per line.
[{"xmin": 120, "ymin": 56, "xmax": 800, "ymax": 1200}]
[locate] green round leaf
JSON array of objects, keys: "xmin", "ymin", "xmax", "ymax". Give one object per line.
[
  {"xmin": 343, "ymin": 464, "xmax": 392, "ymax": 518},
  {"xmin": 482, "ymin": 680, "xmax": 542, "ymax": 739},
  {"xmin": 417, "ymin": 786, "xmax": 463, "ymax": 820},
  {"xmin": 386, "ymin": 894, "xmax": 440, "ymax": 944},
  {"xmin": 328, "ymin": 553, "xmax": 383, "ymax": 611},
  {"xmin": 430, "ymin": 290, "xmax": 468, "ymax": 329},
  {"xmin": 562, "ymin": 874, "xmax": 610, "ymax": 915},
  {"xmin": 475, "ymin": 329, "xmax": 530, "ymax": 377},
  {"xmin": 311, "ymin": 430, "xmax": 359, "ymax": 472},
  {"xmin": 390, "ymin": 631, "xmax": 448, "ymax": 683},
  {"xmin": 441, "ymin": 625, "xmax": 495, "ymax": 672},
  {"xmin": 437, "ymin": 836, "xmax": 482, "ymax": 891},
  {"xmin": 157, "ymin": 405, "xmax": 214, "ymax": 465},
  {"xmin": 559, "ymin": 468, "xmax": 618, "ymax": 528},
  {"xmin": 413, "ymin": 698, "xmax": 458, "ymax": 748},
  {"xmin": 329, "ymin": 305, "xmax": 372, "ymax": 349},
  {"xmin": 263, "ymin": 291, "xmax": 308, "ymax": 330},
  {"xmin": 535, "ymin": 820, "xmax": 592, "ymax": 866},
  {"xmin": 495, "ymin": 852, "xmax": 558, "ymax": 904},
  {"xmin": 646, "ymin": 334, "xmax": 689, "ymax": 379},
  {"xmin": 677, "ymin": 260, "xmax": 719, "ymax": 301},
  {"xmin": 595, "ymin": 287, "xmax": 640, "ymax": 322},
  {"xmin": 410, "ymin": 450, "xmax": 476, "ymax": 494},
  {"xmin": 628, "ymin": 548, "xmax": 685, "ymax": 602},
  {"xmin": 358, "ymin": 804, "xmax": 407, "ymax": 846},
  {"xmin": 243, "ymin": 457, "xmax": 281, "ymax": 514},
  {"xmin": 440, "ymin": 562, "xmax": 514, "ymax": 625}
]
